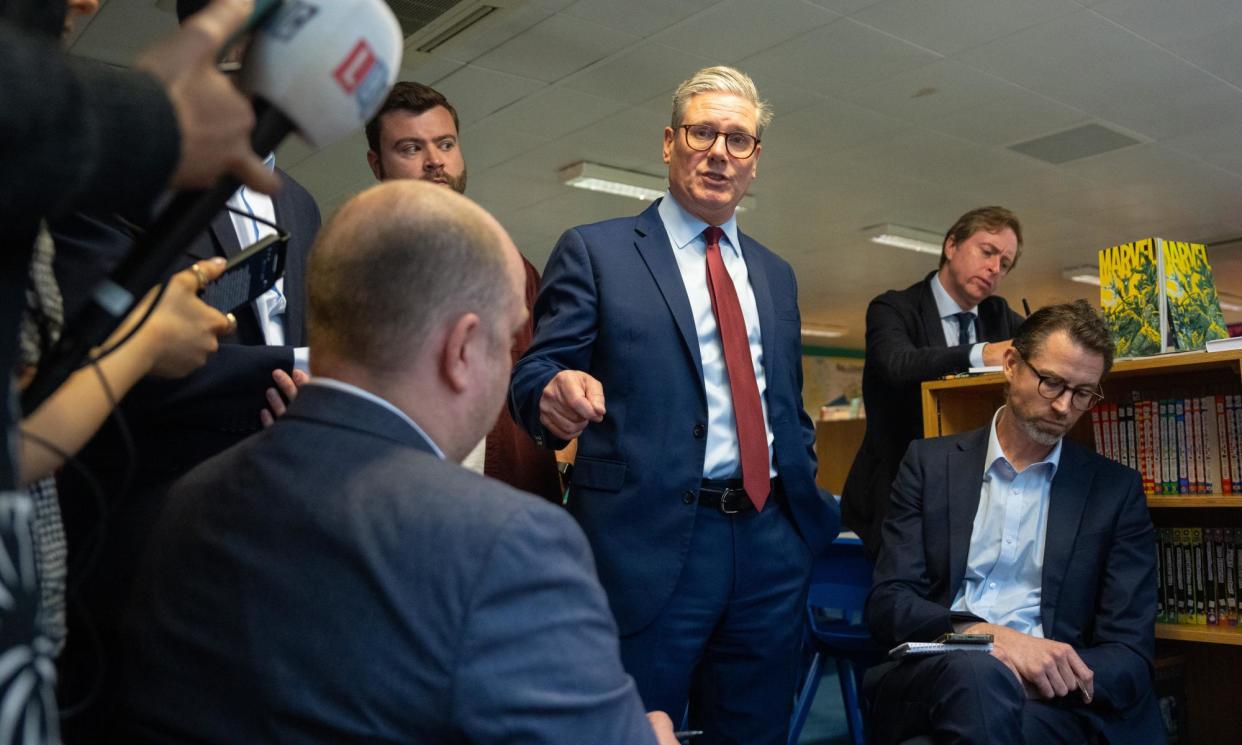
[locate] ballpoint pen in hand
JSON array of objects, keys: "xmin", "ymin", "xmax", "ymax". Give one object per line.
[{"xmin": 673, "ymin": 730, "xmax": 704, "ymax": 742}]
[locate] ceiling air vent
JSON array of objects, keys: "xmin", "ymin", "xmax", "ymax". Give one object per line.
[
  {"xmin": 1008, "ymin": 123, "xmax": 1141, "ymax": 164},
  {"xmin": 385, "ymin": 0, "xmax": 507, "ymax": 53}
]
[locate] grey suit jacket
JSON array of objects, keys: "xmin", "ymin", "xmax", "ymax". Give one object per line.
[{"xmin": 118, "ymin": 384, "xmax": 657, "ymax": 744}]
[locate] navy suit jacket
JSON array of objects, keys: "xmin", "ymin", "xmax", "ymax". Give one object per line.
[
  {"xmin": 117, "ymin": 384, "xmax": 656, "ymax": 744},
  {"xmin": 843, "ymin": 272, "xmax": 1024, "ymax": 558},
  {"xmin": 866, "ymin": 427, "xmax": 1163, "ymax": 743},
  {"xmin": 510, "ymin": 199, "xmax": 840, "ymax": 635}
]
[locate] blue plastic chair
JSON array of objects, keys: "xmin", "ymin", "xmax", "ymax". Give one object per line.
[{"xmin": 788, "ymin": 533, "xmax": 883, "ymax": 745}]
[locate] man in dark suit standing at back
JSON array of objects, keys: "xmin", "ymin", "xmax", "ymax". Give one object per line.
[
  {"xmin": 118, "ymin": 180, "xmax": 679, "ymax": 745},
  {"xmin": 364, "ymin": 81, "xmax": 560, "ymax": 501},
  {"xmin": 510, "ymin": 65, "xmax": 839, "ymax": 745},
  {"xmin": 864, "ymin": 300, "xmax": 1163, "ymax": 744},
  {"xmin": 843, "ymin": 206, "xmax": 1025, "ymax": 560}
]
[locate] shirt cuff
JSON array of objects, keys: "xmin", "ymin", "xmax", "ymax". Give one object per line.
[
  {"xmin": 293, "ymin": 347, "xmax": 310, "ymax": 373},
  {"xmin": 969, "ymin": 342, "xmax": 986, "ymax": 368}
]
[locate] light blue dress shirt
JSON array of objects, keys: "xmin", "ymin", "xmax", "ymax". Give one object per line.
[
  {"xmin": 929, "ymin": 272, "xmax": 987, "ymax": 369},
  {"xmin": 950, "ymin": 407, "xmax": 1061, "ymax": 637},
  {"xmin": 657, "ymin": 192, "xmax": 775, "ymax": 480}
]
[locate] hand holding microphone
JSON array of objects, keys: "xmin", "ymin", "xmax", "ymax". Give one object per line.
[{"xmin": 136, "ymin": 0, "xmax": 278, "ymax": 194}]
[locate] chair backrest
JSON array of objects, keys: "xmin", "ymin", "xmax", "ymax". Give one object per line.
[{"xmin": 806, "ymin": 537, "xmax": 873, "ymax": 626}]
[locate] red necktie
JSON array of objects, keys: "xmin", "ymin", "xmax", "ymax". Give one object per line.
[{"xmin": 703, "ymin": 226, "xmax": 770, "ymax": 511}]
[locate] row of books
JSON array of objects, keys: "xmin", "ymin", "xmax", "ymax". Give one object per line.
[
  {"xmin": 1091, "ymin": 394, "xmax": 1242, "ymax": 495},
  {"xmin": 1156, "ymin": 527, "xmax": 1240, "ymax": 625}
]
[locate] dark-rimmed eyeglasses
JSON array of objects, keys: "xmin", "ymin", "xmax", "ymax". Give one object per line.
[
  {"xmin": 1018, "ymin": 352, "xmax": 1104, "ymax": 411},
  {"xmin": 680, "ymin": 124, "xmax": 760, "ymax": 159}
]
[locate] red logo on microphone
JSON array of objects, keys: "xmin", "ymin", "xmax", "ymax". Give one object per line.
[{"xmin": 333, "ymin": 40, "xmax": 377, "ymax": 94}]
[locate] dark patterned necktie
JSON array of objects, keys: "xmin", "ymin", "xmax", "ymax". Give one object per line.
[{"xmin": 953, "ymin": 311, "xmax": 975, "ymax": 346}]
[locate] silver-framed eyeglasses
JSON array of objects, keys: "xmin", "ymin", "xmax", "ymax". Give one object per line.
[
  {"xmin": 680, "ymin": 124, "xmax": 760, "ymax": 159},
  {"xmin": 1019, "ymin": 352, "xmax": 1104, "ymax": 411}
]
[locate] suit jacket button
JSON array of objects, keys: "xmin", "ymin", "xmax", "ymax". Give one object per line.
[
  {"xmin": 682, "ymin": 491, "xmax": 695, "ymax": 505},
  {"xmin": 692, "ymin": 424, "xmax": 706, "ymax": 438}
]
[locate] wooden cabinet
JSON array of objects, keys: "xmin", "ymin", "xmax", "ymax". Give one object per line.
[{"xmin": 921, "ymin": 349, "xmax": 1242, "ymax": 744}]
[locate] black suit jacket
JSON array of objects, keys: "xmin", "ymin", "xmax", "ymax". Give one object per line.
[
  {"xmin": 50, "ymin": 171, "xmax": 320, "ymax": 740},
  {"xmin": 842, "ymin": 272, "xmax": 1023, "ymax": 558},
  {"xmin": 866, "ymin": 428, "xmax": 1163, "ymax": 743}
]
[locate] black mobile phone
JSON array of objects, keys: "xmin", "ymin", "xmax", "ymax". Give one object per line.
[
  {"xmin": 200, "ymin": 234, "xmax": 288, "ymax": 314},
  {"xmin": 934, "ymin": 632, "xmax": 994, "ymax": 644}
]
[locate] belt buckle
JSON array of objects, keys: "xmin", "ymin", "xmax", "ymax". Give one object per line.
[{"xmin": 718, "ymin": 487, "xmax": 742, "ymax": 515}]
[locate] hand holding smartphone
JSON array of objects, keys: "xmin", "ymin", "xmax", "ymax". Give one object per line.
[{"xmin": 200, "ymin": 233, "xmax": 288, "ymax": 314}]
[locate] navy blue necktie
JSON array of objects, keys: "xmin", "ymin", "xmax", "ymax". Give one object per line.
[{"xmin": 953, "ymin": 312, "xmax": 974, "ymax": 346}]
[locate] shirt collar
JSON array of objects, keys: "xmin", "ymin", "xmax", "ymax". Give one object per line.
[
  {"xmin": 305, "ymin": 378, "xmax": 446, "ymax": 460},
  {"xmin": 657, "ymin": 190, "xmax": 741, "ymax": 258},
  {"xmin": 931, "ymin": 271, "xmax": 977, "ymax": 318},
  {"xmin": 984, "ymin": 406, "xmax": 1062, "ymax": 478}
]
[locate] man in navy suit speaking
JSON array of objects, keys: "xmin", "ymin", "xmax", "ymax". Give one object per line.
[{"xmin": 511, "ymin": 65, "xmax": 840, "ymax": 744}]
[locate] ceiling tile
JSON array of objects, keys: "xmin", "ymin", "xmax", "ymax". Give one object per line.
[
  {"xmin": 921, "ymin": 93, "xmax": 1089, "ymax": 148},
  {"xmin": 433, "ymin": 65, "xmax": 547, "ymax": 126},
  {"xmin": 473, "ymin": 13, "xmax": 639, "ymax": 83},
  {"xmin": 756, "ymin": 97, "xmax": 911, "ymax": 172},
  {"xmin": 741, "ymin": 18, "xmax": 941, "ymax": 98},
  {"xmin": 837, "ymin": 59, "xmax": 1027, "ymax": 123},
  {"xmin": 561, "ymin": 0, "xmax": 720, "ymax": 36},
  {"xmin": 458, "ymin": 118, "xmax": 549, "ymax": 172},
  {"xmin": 480, "ymin": 87, "xmax": 629, "ymax": 140},
  {"xmin": 563, "ymin": 43, "xmax": 715, "ymax": 104},
  {"xmin": 652, "ymin": 0, "xmax": 839, "ymax": 62},
  {"xmin": 803, "ymin": 0, "xmax": 886, "ymax": 14},
  {"xmin": 425, "ymin": 3, "xmax": 558, "ymax": 64},
  {"xmin": 955, "ymin": 10, "xmax": 1238, "ymax": 141},
  {"xmin": 851, "ymin": 0, "xmax": 1082, "ymax": 57},
  {"xmin": 399, "ymin": 53, "xmax": 467, "ymax": 87}
]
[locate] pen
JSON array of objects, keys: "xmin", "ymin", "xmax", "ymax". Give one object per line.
[
  {"xmin": 1022, "ymin": 297, "xmax": 1031, "ymax": 317},
  {"xmin": 673, "ymin": 730, "xmax": 704, "ymax": 741}
]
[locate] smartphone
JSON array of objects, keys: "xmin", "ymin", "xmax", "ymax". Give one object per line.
[
  {"xmin": 934, "ymin": 632, "xmax": 994, "ymax": 644},
  {"xmin": 200, "ymin": 234, "xmax": 288, "ymax": 314}
]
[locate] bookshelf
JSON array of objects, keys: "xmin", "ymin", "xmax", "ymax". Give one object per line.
[{"xmin": 922, "ymin": 348, "xmax": 1242, "ymax": 744}]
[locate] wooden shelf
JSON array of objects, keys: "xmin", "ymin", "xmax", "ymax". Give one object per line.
[
  {"xmin": 1148, "ymin": 495, "xmax": 1242, "ymax": 508},
  {"xmin": 1156, "ymin": 623, "xmax": 1242, "ymax": 645}
]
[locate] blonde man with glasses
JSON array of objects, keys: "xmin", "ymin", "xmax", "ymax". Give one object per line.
[
  {"xmin": 510, "ymin": 66, "xmax": 839, "ymax": 744},
  {"xmin": 866, "ymin": 300, "xmax": 1163, "ymax": 745}
]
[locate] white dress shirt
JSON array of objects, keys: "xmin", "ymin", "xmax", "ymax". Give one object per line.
[
  {"xmin": 657, "ymin": 192, "xmax": 775, "ymax": 480},
  {"xmin": 930, "ymin": 272, "xmax": 987, "ymax": 368},
  {"xmin": 307, "ymin": 379, "xmax": 446, "ymax": 459},
  {"xmin": 224, "ymin": 155, "xmax": 309, "ymax": 371},
  {"xmin": 950, "ymin": 407, "xmax": 1061, "ymax": 637}
]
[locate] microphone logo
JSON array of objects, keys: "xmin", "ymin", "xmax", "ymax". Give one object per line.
[{"xmin": 332, "ymin": 39, "xmax": 389, "ymax": 117}]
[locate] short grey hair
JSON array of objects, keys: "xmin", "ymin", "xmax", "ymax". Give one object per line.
[{"xmin": 671, "ymin": 66, "xmax": 772, "ymax": 137}]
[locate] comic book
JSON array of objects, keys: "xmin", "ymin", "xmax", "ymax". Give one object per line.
[
  {"xmin": 1099, "ymin": 238, "xmax": 1228, "ymax": 356},
  {"xmin": 1162, "ymin": 240, "xmax": 1229, "ymax": 351}
]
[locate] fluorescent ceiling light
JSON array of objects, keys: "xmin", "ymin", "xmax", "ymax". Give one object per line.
[
  {"xmin": 559, "ymin": 161, "xmax": 755, "ymax": 211},
  {"xmin": 801, "ymin": 325, "xmax": 847, "ymax": 339},
  {"xmin": 862, "ymin": 224, "xmax": 942, "ymax": 255},
  {"xmin": 1062, "ymin": 265, "xmax": 1100, "ymax": 286}
]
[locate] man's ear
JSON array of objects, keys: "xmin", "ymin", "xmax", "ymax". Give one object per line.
[
  {"xmin": 440, "ymin": 312, "xmax": 482, "ymax": 393},
  {"xmin": 367, "ymin": 150, "xmax": 384, "ymax": 181}
]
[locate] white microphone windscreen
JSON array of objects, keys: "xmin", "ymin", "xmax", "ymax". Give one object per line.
[{"xmin": 242, "ymin": 0, "xmax": 403, "ymax": 148}]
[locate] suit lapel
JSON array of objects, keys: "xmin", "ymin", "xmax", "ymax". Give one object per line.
[
  {"xmin": 632, "ymin": 201, "xmax": 705, "ymax": 385},
  {"xmin": 948, "ymin": 428, "xmax": 989, "ymax": 598},
  {"xmin": 1040, "ymin": 440, "xmax": 1091, "ymax": 635},
  {"xmin": 918, "ymin": 274, "xmax": 947, "ymax": 348},
  {"xmin": 209, "ymin": 209, "xmax": 244, "ymax": 259},
  {"xmin": 272, "ymin": 170, "xmax": 306, "ymax": 346},
  {"xmin": 738, "ymin": 232, "xmax": 778, "ymax": 391}
]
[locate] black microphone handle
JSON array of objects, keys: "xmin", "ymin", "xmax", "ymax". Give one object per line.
[{"xmin": 20, "ymin": 103, "xmax": 295, "ymax": 413}]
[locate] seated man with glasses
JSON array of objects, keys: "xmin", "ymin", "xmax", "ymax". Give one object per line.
[{"xmin": 864, "ymin": 300, "xmax": 1164, "ymax": 745}]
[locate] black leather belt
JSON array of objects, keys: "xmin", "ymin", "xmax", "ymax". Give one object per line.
[{"xmin": 698, "ymin": 478, "xmax": 778, "ymax": 515}]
